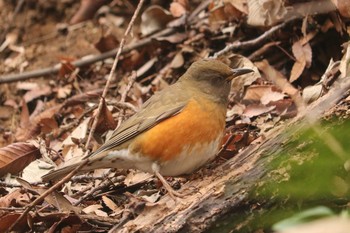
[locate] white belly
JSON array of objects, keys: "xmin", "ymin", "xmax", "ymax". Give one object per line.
[
  {"xmin": 156, "ymin": 138, "xmax": 221, "ymax": 176},
  {"xmin": 104, "ymin": 138, "xmax": 221, "ymax": 176}
]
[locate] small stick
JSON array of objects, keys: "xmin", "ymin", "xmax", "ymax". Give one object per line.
[
  {"xmin": 85, "ymin": 0, "xmax": 145, "ymax": 150},
  {"xmin": 7, "ymin": 160, "xmax": 89, "ymax": 232},
  {"xmin": 213, "ymin": 21, "xmax": 290, "ymax": 58}
]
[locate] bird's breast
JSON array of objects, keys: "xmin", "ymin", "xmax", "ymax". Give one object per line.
[{"xmin": 129, "ymin": 98, "xmax": 227, "ymax": 175}]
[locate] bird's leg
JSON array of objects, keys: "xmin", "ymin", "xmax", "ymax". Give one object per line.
[{"xmin": 152, "ymin": 163, "xmax": 185, "ymax": 200}]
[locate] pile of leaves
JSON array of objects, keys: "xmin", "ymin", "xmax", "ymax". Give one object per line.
[{"xmin": 0, "ymin": 0, "xmax": 349, "ymax": 231}]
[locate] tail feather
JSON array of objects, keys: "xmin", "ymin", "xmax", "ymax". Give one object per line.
[{"xmin": 41, "ymin": 163, "xmax": 79, "ymax": 181}]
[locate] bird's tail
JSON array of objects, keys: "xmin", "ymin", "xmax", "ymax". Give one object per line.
[{"xmin": 41, "ymin": 162, "xmax": 84, "ymax": 182}]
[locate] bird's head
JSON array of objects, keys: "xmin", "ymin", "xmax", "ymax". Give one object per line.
[{"xmin": 181, "ymin": 59, "xmax": 253, "ymax": 103}]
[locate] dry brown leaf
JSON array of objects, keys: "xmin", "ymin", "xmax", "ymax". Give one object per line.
[
  {"xmin": 290, "ymin": 60, "xmax": 306, "ymax": 83},
  {"xmin": 102, "ymin": 195, "xmax": 119, "ymax": 212},
  {"xmin": 243, "ymin": 104, "xmax": 275, "ymax": 118},
  {"xmin": 94, "ymin": 34, "xmax": 119, "ymax": 53},
  {"xmin": 255, "ymin": 60, "xmax": 305, "ymax": 112},
  {"xmin": 247, "ymin": 0, "xmax": 287, "ymax": 26},
  {"xmin": 331, "ymin": 0, "xmax": 350, "ymax": 18},
  {"xmin": 243, "ymin": 85, "xmax": 283, "ymax": 104},
  {"xmin": 61, "ymin": 117, "xmax": 89, "ymax": 162},
  {"xmin": 93, "ymin": 98, "xmax": 117, "ymax": 142},
  {"xmin": 17, "ymin": 178, "xmax": 80, "ymax": 213},
  {"xmin": 156, "ymin": 32, "xmax": 187, "ymax": 44},
  {"xmin": 170, "ymin": 52, "xmax": 184, "ymax": 69},
  {"xmin": 0, "ymin": 189, "xmax": 29, "ymax": 208},
  {"xmin": 170, "ymin": 2, "xmax": 187, "ymax": 17},
  {"xmin": 136, "ymin": 57, "xmax": 157, "ymax": 78},
  {"xmin": 70, "ymin": 0, "xmax": 107, "ymax": 24},
  {"xmin": 58, "ymin": 59, "xmax": 76, "ymax": 78},
  {"xmin": 124, "ymin": 171, "xmax": 153, "ymax": 186},
  {"xmin": 0, "ymin": 142, "xmax": 40, "ymax": 177},
  {"xmin": 56, "ymin": 85, "xmax": 72, "ymax": 99},
  {"xmin": 140, "ymin": 6, "xmax": 174, "ymax": 36},
  {"xmin": 228, "ymin": 54, "xmax": 261, "ymax": 99},
  {"xmin": 0, "ymin": 213, "xmax": 29, "ymax": 232},
  {"xmin": 23, "ymin": 85, "xmax": 51, "ymax": 103},
  {"xmin": 261, "ymin": 90, "xmax": 285, "ymax": 105},
  {"xmin": 20, "ymin": 100, "xmax": 30, "ymax": 130},
  {"xmin": 0, "ymin": 106, "xmax": 14, "ymax": 120},
  {"xmin": 225, "ymin": 0, "xmax": 248, "ymax": 14},
  {"xmin": 290, "ymin": 41, "xmax": 312, "ymax": 82},
  {"xmin": 16, "ymin": 104, "xmax": 62, "ymax": 141}
]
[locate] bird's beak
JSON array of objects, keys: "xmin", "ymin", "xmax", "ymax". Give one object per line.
[{"xmin": 227, "ymin": 68, "xmax": 254, "ymax": 81}]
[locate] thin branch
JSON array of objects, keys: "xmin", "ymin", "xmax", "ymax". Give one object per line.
[
  {"xmin": 85, "ymin": 0, "xmax": 145, "ymax": 150},
  {"xmin": 213, "ymin": 21, "xmax": 290, "ymax": 58},
  {"xmin": 0, "ymin": 28, "xmax": 173, "ymax": 84},
  {"xmin": 0, "ymin": 0, "xmax": 212, "ymax": 84},
  {"xmin": 7, "ymin": 160, "xmax": 89, "ymax": 232}
]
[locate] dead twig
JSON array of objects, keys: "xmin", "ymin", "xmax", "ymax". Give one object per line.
[
  {"xmin": 0, "ymin": 28, "xmax": 173, "ymax": 84},
  {"xmin": 0, "ymin": 0, "xmax": 212, "ymax": 84},
  {"xmin": 213, "ymin": 21, "xmax": 290, "ymax": 58},
  {"xmin": 85, "ymin": 0, "xmax": 145, "ymax": 150},
  {"xmin": 117, "ymin": 72, "xmax": 137, "ymax": 128},
  {"xmin": 74, "ymin": 176, "xmax": 122, "ymax": 205},
  {"xmin": 7, "ymin": 160, "xmax": 89, "ymax": 232}
]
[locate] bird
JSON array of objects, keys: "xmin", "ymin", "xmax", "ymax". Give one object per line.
[{"xmin": 42, "ymin": 59, "xmax": 253, "ymax": 199}]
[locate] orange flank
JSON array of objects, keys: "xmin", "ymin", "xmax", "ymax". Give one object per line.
[{"xmin": 130, "ymin": 98, "xmax": 227, "ymax": 162}]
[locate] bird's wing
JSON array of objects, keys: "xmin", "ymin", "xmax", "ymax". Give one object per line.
[{"xmin": 86, "ymin": 81, "xmax": 190, "ymax": 159}]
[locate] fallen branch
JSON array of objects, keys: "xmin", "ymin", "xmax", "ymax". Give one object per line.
[
  {"xmin": 7, "ymin": 160, "xmax": 89, "ymax": 232},
  {"xmin": 213, "ymin": 21, "xmax": 291, "ymax": 58},
  {"xmin": 0, "ymin": 28, "xmax": 173, "ymax": 84}
]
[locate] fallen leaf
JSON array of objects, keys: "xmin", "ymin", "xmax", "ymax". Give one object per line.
[
  {"xmin": 170, "ymin": 52, "xmax": 184, "ymax": 68},
  {"xmin": 17, "ymin": 178, "xmax": 80, "ymax": 213},
  {"xmin": 0, "ymin": 142, "xmax": 41, "ymax": 177},
  {"xmin": 247, "ymin": 0, "xmax": 287, "ymax": 26},
  {"xmin": 0, "ymin": 213, "xmax": 29, "ymax": 232},
  {"xmin": 0, "ymin": 106, "xmax": 14, "ymax": 120},
  {"xmin": 94, "ymin": 34, "xmax": 119, "ymax": 53},
  {"xmin": 23, "ymin": 85, "xmax": 51, "ymax": 103},
  {"xmin": 331, "ymin": 0, "xmax": 350, "ymax": 18},
  {"xmin": 243, "ymin": 104, "xmax": 275, "ymax": 118},
  {"xmin": 290, "ymin": 41, "xmax": 312, "ymax": 82},
  {"xmin": 102, "ymin": 195, "xmax": 119, "ymax": 212},
  {"xmin": 0, "ymin": 189, "xmax": 28, "ymax": 208},
  {"xmin": 93, "ymin": 98, "xmax": 117, "ymax": 142},
  {"xmin": 170, "ymin": 2, "xmax": 187, "ymax": 17},
  {"xmin": 140, "ymin": 6, "xmax": 174, "ymax": 36}
]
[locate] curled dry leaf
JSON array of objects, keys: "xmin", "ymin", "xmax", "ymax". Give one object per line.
[
  {"xmin": 93, "ymin": 98, "xmax": 117, "ymax": 143},
  {"xmin": 0, "ymin": 213, "xmax": 29, "ymax": 233},
  {"xmin": 331, "ymin": 0, "xmax": 350, "ymax": 18},
  {"xmin": 61, "ymin": 117, "xmax": 89, "ymax": 161},
  {"xmin": 243, "ymin": 104, "xmax": 275, "ymax": 118},
  {"xmin": 17, "ymin": 178, "xmax": 80, "ymax": 213},
  {"xmin": 228, "ymin": 54, "xmax": 261, "ymax": 98},
  {"xmin": 94, "ymin": 34, "xmax": 119, "ymax": 53},
  {"xmin": 70, "ymin": 0, "xmax": 109, "ymax": 24},
  {"xmin": 0, "ymin": 142, "xmax": 41, "ymax": 177},
  {"xmin": 140, "ymin": 6, "xmax": 174, "ymax": 36},
  {"xmin": 170, "ymin": 2, "xmax": 187, "ymax": 17},
  {"xmin": 290, "ymin": 41, "xmax": 312, "ymax": 82},
  {"xmin": 243, "ymin": 85, "xmax": 284, "ymax": 105},
  {"xmin": 0, "ymin": 189, "xmax": 29, "ymax": 208},
  {"xmin": 170, "ymin": 52, "xmax": 184, "ymax": 69},
  {"xmin": 0, "ymin": 106, "xmax": 14, "ymax": 120},
  {"xmin": 255, "ymin": 59, "xmax": 305, "ymax": 112},
  {"xmin": 23, "ymin": 84, "xmax": 52, "ymax": 103},
  {"xmin": 247, "ymin": 0, "xmax": 287, "ymax": 26},
  {"xmin": 102, "ymin": 195, "xmax": 119, "ymax": 212}
]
